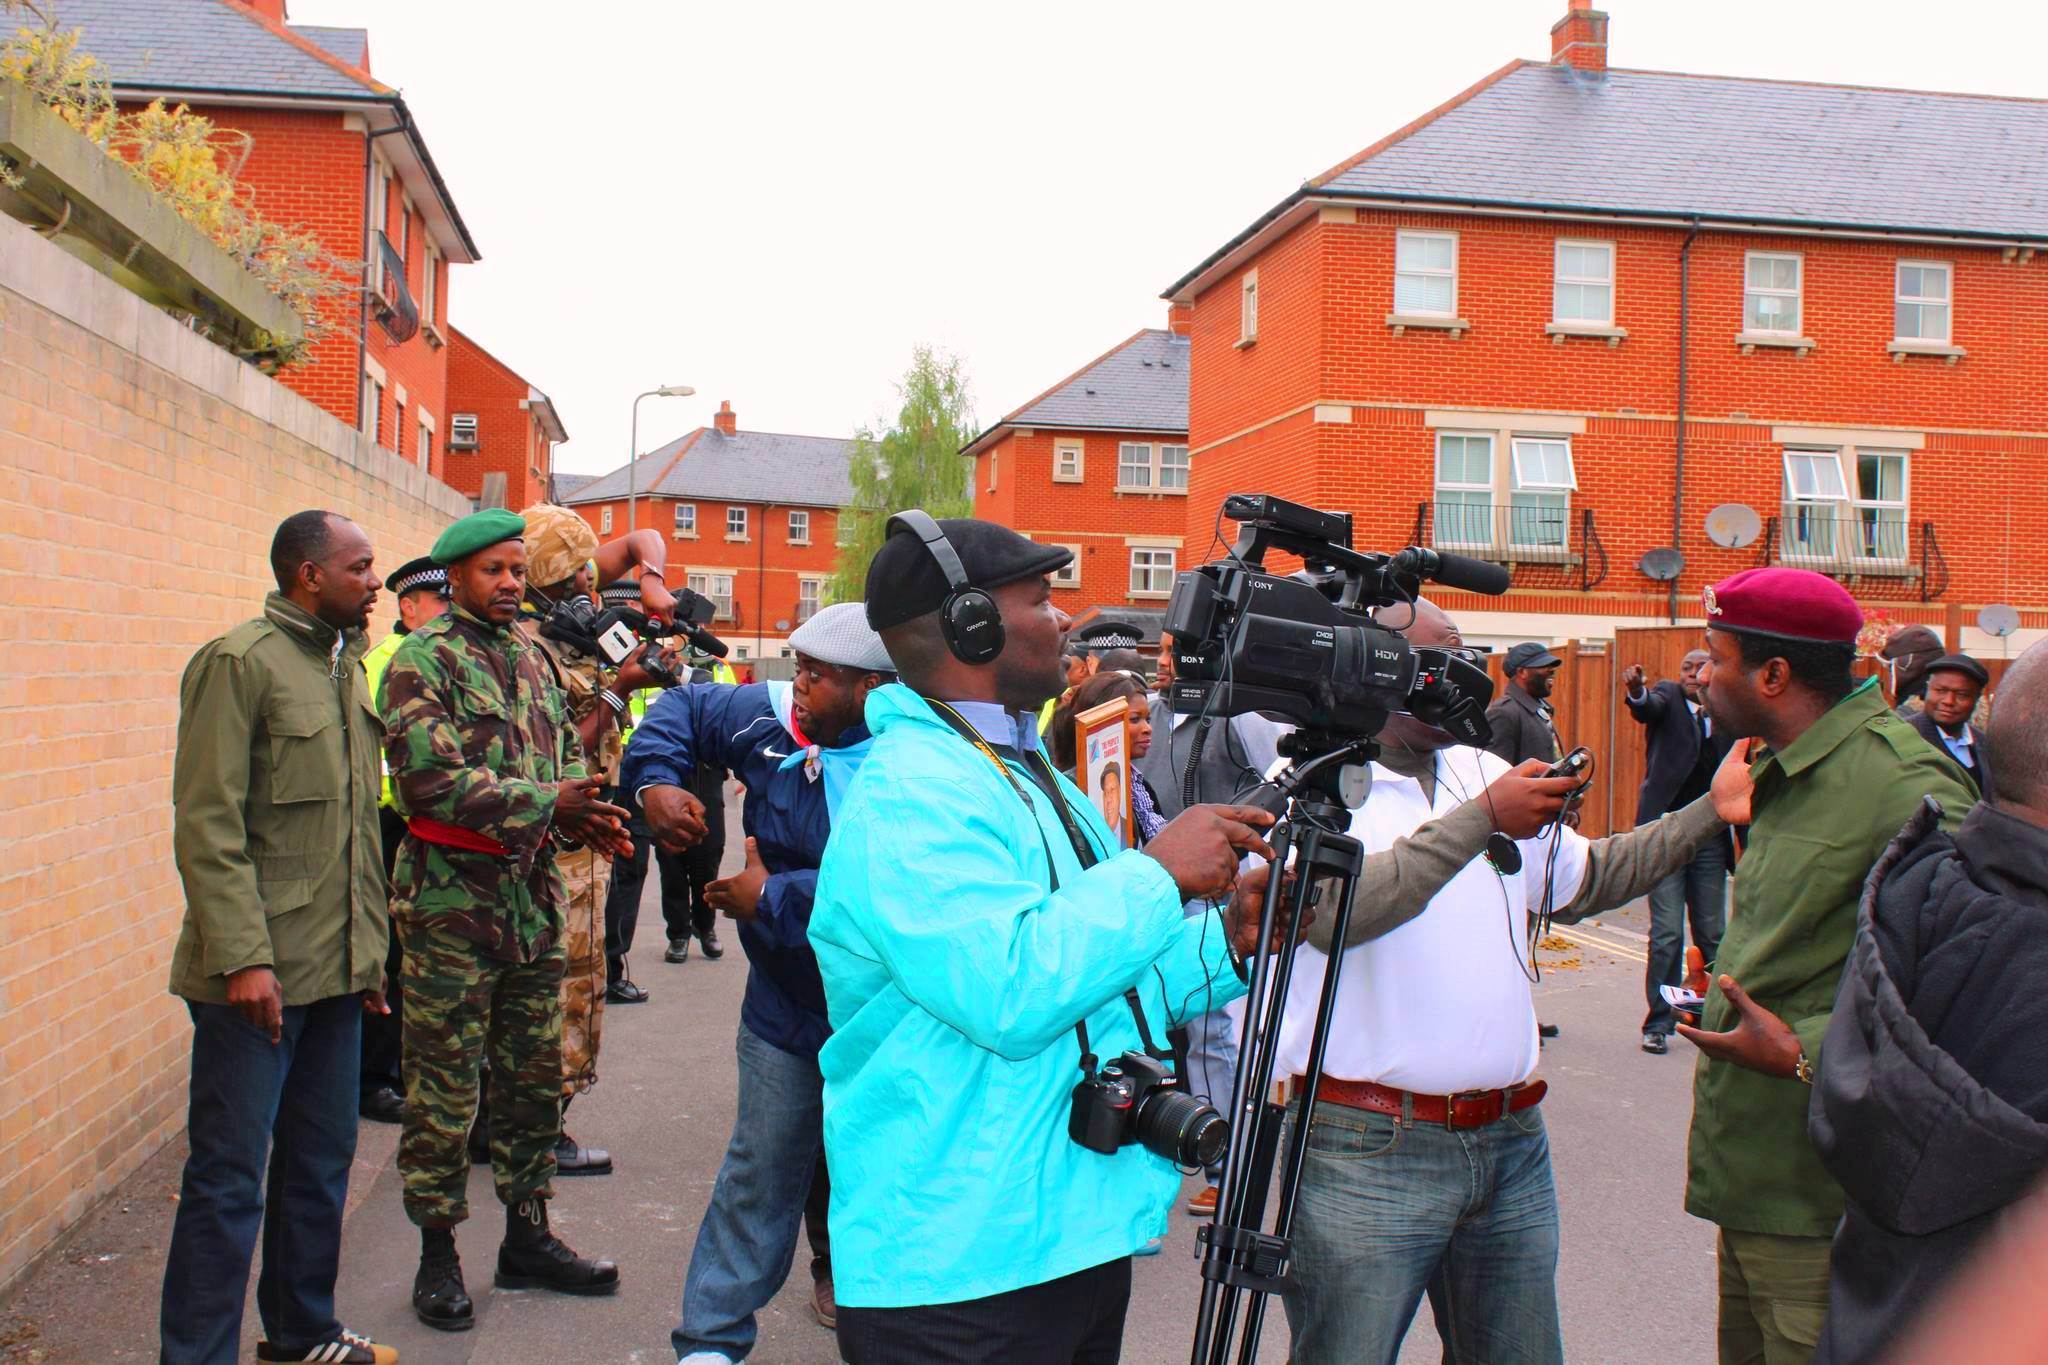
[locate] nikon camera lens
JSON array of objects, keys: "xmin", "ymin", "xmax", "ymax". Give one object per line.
[{"xmin": 1134, "ymin": 1088, "xmax": 1229, "ymax": 1169}]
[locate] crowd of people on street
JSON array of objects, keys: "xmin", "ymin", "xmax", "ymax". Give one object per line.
[{"xmin": 158, "ymin": 503, "xmax": 2047, "ymax": 1365}]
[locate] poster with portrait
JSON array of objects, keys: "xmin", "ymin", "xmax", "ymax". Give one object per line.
[{"xmin": 1075, "ymin": 697, "xmax": 1133, "ymax": 849}]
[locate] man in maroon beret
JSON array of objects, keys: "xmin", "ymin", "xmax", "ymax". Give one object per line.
[{"xmin": 1675, "ymin": 566, "xmax": 1977, "ymax": 1365}]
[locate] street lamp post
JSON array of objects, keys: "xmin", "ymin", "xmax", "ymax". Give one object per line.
[{"xmin": 629, "ymin": 384, "xmax": 696, "ymax": 533}]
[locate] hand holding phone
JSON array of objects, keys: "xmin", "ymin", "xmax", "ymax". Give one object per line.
[{"xmin": 1543, "ymin": 746, "xmax": 1594, "ymax": 797}]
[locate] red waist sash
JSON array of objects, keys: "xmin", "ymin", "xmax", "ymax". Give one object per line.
[{"xmin": 407, "ymin": 816, "xmax": 510, "ymax": 857}]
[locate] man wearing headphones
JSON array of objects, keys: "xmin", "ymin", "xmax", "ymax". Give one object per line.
[{"xmin": 810, "ymin": 514, "xmax": 1283, "ymax": 1363}]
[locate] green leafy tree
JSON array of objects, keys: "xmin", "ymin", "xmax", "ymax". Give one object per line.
[{"xmin": 828, "ymin": 346, "xmax": 976, "ymax": 603}]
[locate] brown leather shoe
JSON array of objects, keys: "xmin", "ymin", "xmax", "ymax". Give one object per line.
[{"xmin": 810, "ymin": 1270, "xmax": 836, "ymax": 1330}]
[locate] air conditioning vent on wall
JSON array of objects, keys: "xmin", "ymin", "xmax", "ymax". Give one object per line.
[{"xmin": 449, "ymin": 413, "xmax": 479, "ymax": 450}]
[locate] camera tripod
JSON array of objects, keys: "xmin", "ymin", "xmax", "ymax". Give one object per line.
[{"xmin": 1189, "ymin": 732, "xmax": 1376, "ymax": 1365}]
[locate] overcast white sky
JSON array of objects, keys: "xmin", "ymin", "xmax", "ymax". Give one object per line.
[{"xmin": 288, "ymin": 0, "xmax": 2048, "ymax": 477}]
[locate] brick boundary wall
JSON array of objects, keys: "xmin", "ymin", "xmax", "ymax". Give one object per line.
[{"xmin": 0, "ymin": 213, "xmax": 469, "ymax": 1297}]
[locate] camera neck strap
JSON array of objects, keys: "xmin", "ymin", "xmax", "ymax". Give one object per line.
[{"xmin": 924, "ymin": 698, "xmax": 1165, "ymax": 1075}]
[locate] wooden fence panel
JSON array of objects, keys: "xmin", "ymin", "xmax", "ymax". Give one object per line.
[
  {"xmin": 1608, "ymin": 627, "xmax": 1716, "ymax": 834},
  {"xmin": 1478, "ymin": 640, "xmax": 1615, "ymax": 837}
]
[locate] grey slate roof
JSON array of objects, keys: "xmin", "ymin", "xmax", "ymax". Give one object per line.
[
  {"xmin": 58, "ymin": 0, "xmax": 382, "ymax": 98},
  {"xmin": 1323, "ymin": 63, "xmax": 2048, "ymax": 239},
  {"xmin": 565, "ymin": 429, "xmax": 858, "ymax": 510},
  {"xmin": 291, "ymin": 25, "xmax": 368, "ymax": 73},
  {"xmin": 967, "ymin": 330, "xmax": 1189, "ymax": 455}
]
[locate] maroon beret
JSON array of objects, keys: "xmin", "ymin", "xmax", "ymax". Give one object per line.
[{"xmin": 1702, "ymin": 567, "xmax": 1862, "ymax": 646}]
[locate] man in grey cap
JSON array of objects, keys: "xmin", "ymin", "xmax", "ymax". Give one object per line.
[
  {"xmin": 621, "ymin": 602, "xmax": 896, "ymax": 1363},
  {"xmin": 1904, "ymin": 653, "xmax": 1993, "ymax": 795}
]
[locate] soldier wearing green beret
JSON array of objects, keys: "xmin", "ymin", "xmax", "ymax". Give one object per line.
[{"xmin": 381, "ymin": 509, "xmax": 631, "ymax": 1329}]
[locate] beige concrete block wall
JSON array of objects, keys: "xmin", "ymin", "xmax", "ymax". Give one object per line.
[{"xmin": 0, "ymin": 214, "xmax": 471, "ymax": 1296}]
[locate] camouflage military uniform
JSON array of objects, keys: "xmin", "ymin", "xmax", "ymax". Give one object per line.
[
  {"xmin": 382, "ymin": 606, "xmax": 587, "ymax": 1228},
  {"xmin": 519, "ymin": 621, "xmax": 618, "ymax": 1098}
]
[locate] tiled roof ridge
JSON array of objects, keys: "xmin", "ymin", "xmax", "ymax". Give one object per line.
[
  {"xmin": 1598, "ymin": 62, "xmax": 2048, "ymax": 109},
  {"xmin": 1310, "ymin": 58, "xmax": 1530, "ymax": 189},
  {"xmin": 694, "ymin": 425, "xmax": 860, "ymax": 444},
  {"xmin": 212, "ymin": 0, "xmax": 390, "ymax": 96}
]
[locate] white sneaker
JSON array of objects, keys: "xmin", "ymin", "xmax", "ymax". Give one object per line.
[{"xmin": 677, "ymin": 1354, "xmax": 736, "ymax": 1365}]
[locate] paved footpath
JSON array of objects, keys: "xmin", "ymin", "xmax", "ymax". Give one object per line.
[{"xmin": 2, "ymin": 801, "xmax": 1717, "ymax": 1364}]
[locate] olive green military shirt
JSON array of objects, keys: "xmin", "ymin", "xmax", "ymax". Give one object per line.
[
  {"xmin": 1684, "ymin": 677, "xmax": 1977, "ymax": 1237},
  {"xmin": 169, "ymin": 594, "xmax": 386, "ymax": 1006}
]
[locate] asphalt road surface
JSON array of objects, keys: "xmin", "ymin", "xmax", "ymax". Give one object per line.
[{"xmin": 3, "ymin": 799, "xmax": 1718, "ymax": 1364}]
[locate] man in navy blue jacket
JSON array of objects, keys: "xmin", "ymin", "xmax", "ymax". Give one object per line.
[{"xmin": 620, "ymin": 603, "xmax": 894, "ymax": 1365}]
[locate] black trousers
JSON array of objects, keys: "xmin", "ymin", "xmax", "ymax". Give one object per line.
[
  {"xmin": 603, "ymin": 805, "xmax": 651, "ymax": 975},
  {"xmin": 359, "ymin": 806, "xmax": 408, "ymax": 1096},
  {"xmin": 836, "ymin": 1257, "xmax": 1132, "ymax": 1364},
  {"xmin": 606, "ymin": 803, "xmax": 723, "ymax": 971}
]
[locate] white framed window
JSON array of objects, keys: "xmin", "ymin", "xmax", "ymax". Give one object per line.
[
  {"xmin": 361, "ymin": 373, "xmax": 382, "ymax": 439},
  {"xmin": 1050, "ymin": 546, "xmax": 1082, "ymax": 589},
  {"xmin": 398, "ymin": 192, "xmax": 412, "ymax": 262},
  {"xmin": 391, "ymin": 399, "xmax": 404, "ymax": 455},
  {"xmin": 1159, "ymin": 443, "xmax": 1190, "ymax": 491},
  {"xmin": 1118, "ymin": 442, "xmax": 1153, "ymax": 489},
  {"xmin": 600, "ymin": 506, "xmax": 614, "ymax": 534},
  {"xmin": 687, "ymin": 571, "xmax": 735, "ymax": 621},
  {"xmin": 1744, "ymin": 252, "xmax": 1803, "ymax": 335},
  {"xmin": 1432, "ymin": 432, "xmax": 1495, "ymax": 549},
  {"xmin": 1239, "ymin": 270, "xmax": 1259, "ymax": 343},
  {"xmin": 367, "ymin": 156, "xmax": 389, "ymax": 244},
  {"xmin": 674, "ymin": 503, "xmax": 696, "ymax": 537},
  {"xmin": 1130, "ymin": 546, "xmax": 1177, "ymax": 598},
  {"xmin": 1895, "ymin": 261, "xmax": 1951, "ymax": 343},
  {"xmin": 421, "ymin": 244, "xmax": 439, "ymax": 328},
  {"xmin": 1394, "ymin": 232, "xmax": 1458, "ymax": 317},
  {"xmin": 1116, "ymin": 443, "xmax": 1189, "ymax": 494},
  {"xmin": 1781, "ymin": 447, "xmax": 1909, "ymax": 565},
  {"xmin": 726, "ymin": 506, "xmax": 749, "ymax": 540},
  {"xmin": 797, "ymin": 576, "xmax": 822, "ymax": 623},
  {"xmin": 1053, "ymin": 439, "xmax": 1084, "ymax": 483},
  {"xmin": 416, "ymin": 419, "xmax": 431, "ymax": 470},
  {"xmin": 788, "ymin": 510, "xmax": 810, "ymax": 544},
  {"xmin": 1508, "ymin": 437, "xmax": 1576, "ymax": 550},
  {"xmin": 1552, "ymin": 240, "xmax": 1614, "ymax": 325},
  {"xmin": 834, "ymin": 514, "xmax": 855, "ymax": 547},
  {"xmin": 987, "ymin": 450, "xmax": 998, "ymax": 493}
]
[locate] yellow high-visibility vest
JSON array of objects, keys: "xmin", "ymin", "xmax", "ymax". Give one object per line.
[{"xmin": 361, "ymin": 631, "xmax": 403, "ymax": 807}]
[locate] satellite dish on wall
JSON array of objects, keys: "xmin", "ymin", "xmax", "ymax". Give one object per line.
[
  {"xmin": 1704, "ymin": 503, "xmax": 1762, "ymax": 549},
  {"xmin": 1979, "ymin": 604, "xmax": 2021, "ymax": 638},
  {"xmin": 1638, "ymin": 547, "xmax": 1685, "ymax": 581}
]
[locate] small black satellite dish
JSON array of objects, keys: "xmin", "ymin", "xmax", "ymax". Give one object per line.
[
  {"xmin": 1705, "ymin": 504, "xmax": 1763, "ymax": 550},
  {"xmin": 1639, "ymin": 547, "xmax": 1685, "ymax": 581}
]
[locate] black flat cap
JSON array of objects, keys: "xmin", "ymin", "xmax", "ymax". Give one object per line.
[
  {"xmin": 1927, "ymin": 652, "xmax": 1990, "ymax": 686},
  {"xmin": 387, "ymin": 555, "xmax": 448, "ymax": 598},
  {"xmin": 1505, "ymin": 642, "xmax": 1562, "ymax": 672},
  {"xmin": 865, "ymin": 517, "xmax": 1074, "ymax": 631}
]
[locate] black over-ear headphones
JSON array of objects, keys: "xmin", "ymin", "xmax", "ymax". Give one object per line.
[{"xmin": 888, "ymin": 509, "xmax": 1005, "ymax": 666}]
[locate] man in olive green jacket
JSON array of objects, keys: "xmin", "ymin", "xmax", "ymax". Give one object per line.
[
  {"xmin": 161, "ymin": 510, "xmax": 397, "ymax": 1365},
  {"xmin": 1675, "ymin": 568, "xmax": 1977, "ymax": 1365}
]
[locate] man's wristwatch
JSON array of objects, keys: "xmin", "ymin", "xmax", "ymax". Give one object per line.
[{"xmin": 1793, "ymin": 1051, "xmax": 1815, "ymax": 1085}]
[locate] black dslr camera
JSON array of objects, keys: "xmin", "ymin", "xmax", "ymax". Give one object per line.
[
  {"xmin": 1163, "ymin": 494, "xmax": 1508, "ymax": 745},
  {"xmin": 1071, "ymin": 1049, "xmax": 1229, "ymax": 1170}
]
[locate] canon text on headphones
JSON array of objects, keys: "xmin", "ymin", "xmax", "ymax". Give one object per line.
[{"xmin": 887, "ymin": 510, "xmax": 1006, "ymax": 665}]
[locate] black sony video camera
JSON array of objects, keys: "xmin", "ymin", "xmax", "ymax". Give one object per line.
[
  {"xmin": 1071, "ymin": 1048, "xmax": 1229, "ymax": 1169},
  {"xmin": 1162, "ymin": 494, "xmax": 1510, "ymax": 745},
  {"xmin": 540, "ymin": 586, "xmax": 729, "ymax": 688}
]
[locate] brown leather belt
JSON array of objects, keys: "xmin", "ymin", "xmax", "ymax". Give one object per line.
[{"xmin": 1301, "ymin": 1075, "xmax": 1548, "ymax": 1130}]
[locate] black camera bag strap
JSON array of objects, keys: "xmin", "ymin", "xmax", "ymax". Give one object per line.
[{"xmin": 925, "ymin": 699, "xmax": 1166, "ymax": 1074}]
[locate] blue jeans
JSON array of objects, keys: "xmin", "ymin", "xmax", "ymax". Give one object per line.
[
  {"xmin": 1282, "ymin": 1098, "xmax": 1563, "ymax": 1365},
  {"xmin": 160, "ymin": 994, "xmax": 363, "ymax": 1365},
  {"xmin": 1643, "ymin": 837, "xmax": 1728, "ymax": 1034},
  {"xmin": 672, "ymin": 1022, "xmax": 824, "ymax": 1361}
]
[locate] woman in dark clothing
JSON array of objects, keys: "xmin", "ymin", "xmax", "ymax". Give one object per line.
[{"xmin": 1047, "ymin": 671, "xmax": 1165, "ymax": 845}]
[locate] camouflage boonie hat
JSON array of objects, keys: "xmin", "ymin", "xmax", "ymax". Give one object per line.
[{"xmin": 520, "ymin": 503, "xmax": 600, "ymax": 589}]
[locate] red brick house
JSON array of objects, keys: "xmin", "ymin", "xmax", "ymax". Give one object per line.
[
  {"xmin": 565, "ymin": 403, "xmax": 853, "ymax": 663},
  {"xmin": 444, "ymin": 328, "xmax": 568, "ymax": 512},
  {"xmin": 70, "ymin": 0, "xmax": 479, "ymax": 477},
  {"xmin": 1164, "ymin": 0, "xmax": 2048, "ymax": 654},
  {"xmin": 967, "ymin": 318, "xmax": 1193, "ymax": 622}
]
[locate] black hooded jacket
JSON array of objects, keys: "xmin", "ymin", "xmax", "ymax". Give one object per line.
[{"xmin": 1809, "ymin": 798, "xmax": 2048, "ymax": 1363}]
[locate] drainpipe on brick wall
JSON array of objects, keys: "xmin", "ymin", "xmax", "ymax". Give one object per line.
[{"xmin": 1672, "ymin": 216, "xmax": 1701, "ymax": 624}]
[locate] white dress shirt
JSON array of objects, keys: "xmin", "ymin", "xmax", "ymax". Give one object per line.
[{"xmin": 1273, "ymin": 743, "xmax": 1591, "ymax": 1095}]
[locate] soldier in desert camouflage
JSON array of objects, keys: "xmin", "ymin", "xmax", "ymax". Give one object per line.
[{"xmin": 382, "ymin": 508, "xmax": 632, "ymax": 1330}]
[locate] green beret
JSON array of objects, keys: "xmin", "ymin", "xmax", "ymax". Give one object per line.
[{"xmin": 430, "ymin": 509, "xmax": 527, "ymax": 566}]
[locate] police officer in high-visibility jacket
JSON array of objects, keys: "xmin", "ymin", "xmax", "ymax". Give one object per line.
[{"xmin": 356, "ymin": 555, "xmax": 449, "ymax": 1125}]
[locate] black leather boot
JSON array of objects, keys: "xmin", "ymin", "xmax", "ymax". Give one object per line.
[
  {"xmin": 467, "ymin": 1108, "xmax": 490, "ymax": 1165},
  {"xmin": 413, "ymin": 1227, "xmax": 474, "ymax": 1331},
  {"xmin": 697, "ymin": 924, "xmax": 723, "ymax": 960},
  {"xmin": 495, "ymin": 1197, "xmax": 620, "ymax": 1296}
]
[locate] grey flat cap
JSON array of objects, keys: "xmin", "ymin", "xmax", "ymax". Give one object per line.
[{"xmin": 789, "ymin": 602, "xmax": 895, "ymax": 673}]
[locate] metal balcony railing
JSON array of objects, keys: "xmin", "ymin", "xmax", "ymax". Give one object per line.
[
  {"xmin": 1757, "ymin": 506, "xmax": 1949, "ymax": 601},
  {"xmin": 371, "ymin": 231, "xmax": 419, "ymax": 344},
  {"xmin": 1411, "ymin": 499, "xmax": 1609, "ymax": 591}
]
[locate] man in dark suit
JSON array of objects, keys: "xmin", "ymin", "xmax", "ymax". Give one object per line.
[
  {"xmin": 1625, "ymin": 650, "xmax": 1733, "ymax": 1054},
  {"xmin": 1485, "ymin": 642, "xmax": 1563, "ymax": 767},
  {"xmin": 1905, "ymin": 653, "xmax": 1992, "ymax": 796}
]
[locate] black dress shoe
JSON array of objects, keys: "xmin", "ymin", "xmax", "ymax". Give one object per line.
[
  {"xmin": 358, "ymin": 1086, "xmax": 407, "ymax": 1125},
  {"xmin": 497, "ymin": 1198, "xmax": 620, "ymax": 1296},
  {"xmin": 1642, "ymin": 1031, "xmax": 1670, "ymax": 1055},
  {"xmin": 555, "ymin": 1130, "xmax": 613, "ymax": 1176},
  {"xmin": 605, "ymin": 978, "xmax": 648, "ymax": 1005},
  {"xmin": 664, "ymin": 936, "xmax": 690, "ymax": 964},
  {"xmin": 697, "ymin": 926, "xmax": 724, "ymax": 960},
  {"xmin": 468, "ymin": 1115, "xmax": 490, "ymax": 1166},
  {"xmin": 1538, "ymin": 1022, "xmax": 1561, "ymax": 1039},
  {"xmin": 413, "ymin": 1251, "xmax": 474, "ymax": 1331}
]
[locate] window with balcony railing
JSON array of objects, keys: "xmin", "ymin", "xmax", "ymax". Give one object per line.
[
  {"xmin": 1431, "ymin": 431, "xmax": 1576, "ymax": 560},
  {"xmin": 1781, "ymin": 447, "xmax": 1909, "ymax": 567}
]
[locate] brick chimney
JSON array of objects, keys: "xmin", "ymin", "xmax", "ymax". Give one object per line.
[
  {"xmin": 713, "ymin": 400, "xmax": 737, "ymax": 436},
  {"xmin": 1167, "ymin": 303, "xmax": 1193, "ymax": 336},
  {"xmin": 244, "ymin": 0, "xmax": 289, "ymax": 22},
  {"xmin": 1550, "ymin": 0, "xmax": 1608, "ymax": 73}
]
